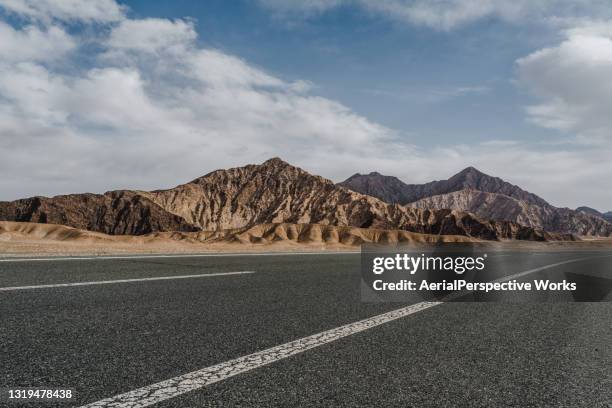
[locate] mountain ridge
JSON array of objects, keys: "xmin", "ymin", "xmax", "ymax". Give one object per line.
[
  {"xmin": 339, "ymin": 168, "xmax": 611, "ymax": 236},
  {"xmin": 340, "ymin": 166, "xmax": 549, "ymax": 207},
  {"xmin": 577, "ymin": 206, "xmax": 612, "ymax": 223},
  {"xmin": 0, "ymin": 158, "xmax": 564, "ymax": 241}
]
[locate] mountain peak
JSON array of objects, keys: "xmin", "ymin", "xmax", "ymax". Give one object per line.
[
  {"xmin": 340, "ymin": 165, "xmax": 550, "ymax": 208},
  {"xmin": 454, "ymin": 166, "xmax": 488, "ymax": 179},
  {"xmin": 261, "ymin": 157, "xmax": 291, "ymax": 167},
  {"xmin": 577, "ymin": 206, "xmax": 612, "ymax": 222},
  {"xmin": 576, "ymin": 206, "xmax": 603, "ymax": 217},
  {"xmin": 344, "ymin": 171, "xmax": 386, "ymax": 181}
]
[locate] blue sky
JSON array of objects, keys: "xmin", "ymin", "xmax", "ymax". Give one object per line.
[
  {"xmin": 0, "ymin": 0, "xmax": 611, "ymax": 209},
  {"xmin": 127, "ymin": 0, "xmax": 554, "ymax": 145}
]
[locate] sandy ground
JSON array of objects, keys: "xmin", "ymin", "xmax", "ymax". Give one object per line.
[
  {"xmin": 1, "ymin": 221, "xmax": 610, "ymax": 257},
  {"xmin": 0, "ymin": 222, "xmax": 347, "ymax": 256}
]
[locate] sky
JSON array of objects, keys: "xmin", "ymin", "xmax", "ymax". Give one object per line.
[{"xmin": 0, "ymin": 0, "xmax": 611, "ymax": 210}]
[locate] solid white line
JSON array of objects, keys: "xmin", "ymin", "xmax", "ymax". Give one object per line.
[
  {"xmin": 0, "ymin": 271, "xmax": 255, "ymax": 292},
  {"xmin": 0, "ymin": 251, "xmax": 357, "ymax": 263},
  {"xmin": 79, "ymin": 255, "xmax": 605, "ymax": 408}
]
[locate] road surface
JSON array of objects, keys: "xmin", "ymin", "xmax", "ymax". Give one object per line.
[{"xmin": 1, "ymin": 251, "xmax": 611, "ymax": 407}]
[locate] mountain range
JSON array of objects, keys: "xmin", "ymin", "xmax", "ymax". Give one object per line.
[
  {"xmin": 339, "ymin": 167, "xmax": 612, "ymax": 236},
  {"xmin": 0, "ymin": 158, "xmax": 570, "ymax": 241}
]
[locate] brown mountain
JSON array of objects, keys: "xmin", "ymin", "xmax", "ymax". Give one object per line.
[
  {"xmin": 0, "ymin": 158, "xmax": 561, "ymax": 241},
  {"xmin": 340, "ymin": 168, "xmax": 611, "ymax": 236},
  {"xmin": 0, "ymin": 191, "xmax": 198, "ymax": 235}
]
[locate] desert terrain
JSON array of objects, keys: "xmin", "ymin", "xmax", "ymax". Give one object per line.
[
  {"xmin": 2, "ymin": 220, "xmax": 610, "ymax": 257},
  {"xmin": 2, "ymin": 158, "xmax": 610, "ymax": 257},
  {"xmin": 0, "ymin": 220, "xmax": 475, "ymax": 256}
]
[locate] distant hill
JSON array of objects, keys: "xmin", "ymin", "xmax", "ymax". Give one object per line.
[
  {"xmin": 340, "ymin": 167, "xmax": 548, "ymax": 207},
  {"xmin": 577, "ymin": 206, "xmax": 612, "ymax": 223},
  {"xmin": 0, "ymin": 158, "xmax": 561, "ymax": 241},
  {"xmin": 340, "ymin": 168, "xmax": 611, "ymax": 236}
]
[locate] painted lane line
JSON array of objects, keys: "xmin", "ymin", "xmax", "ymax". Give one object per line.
[
  {"xmin": 491, "ymin": 255, "xmax": 612, "ymax": 283},
  {"xmin": 79, "ymin": 255, "xmax": 605, "ymax": 408},
  {"xmin": 440, "ymin": 256, "xmax": 612, "ymax": 301},
  {"xmin": 0, "ymin": 271, "xmax": 254, "ymax": 292},
  {"xmin": 79, "ymin": 301, "xmax": 440, "ymax": 408},
  {"xmin": 0, "ymin": 251, "xmax": 357, "ymax": 263}
]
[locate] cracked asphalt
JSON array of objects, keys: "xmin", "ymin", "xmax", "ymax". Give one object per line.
[{"xmin": 1, "ymin": 251, "xmax": 611, "ymax": 407}]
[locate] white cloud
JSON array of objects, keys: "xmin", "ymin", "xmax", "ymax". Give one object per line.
[
  {"xmin": 0, "ymin": 0, "xmax": 124, "ymax": 23},
  {"xmin": 517, "ymin": 20, "xmax": 612, "ymax": 141},
  {"xmin": 257, "ymin": 0, "xmax": 612, "ymax": 30},
  {"xmin": 359, "ymin": 0, "xmax": 529, "ymax": 30},
  {"xmin": 0, "ymin": 21, "xmax": 75, "ymax": 62},
  {"xmin": 0, "ymin": 4, "xmax": 401, "ymax": 201},
  {"xmin": 258, "ymin": 0, "xmax": 344, "ymax": 15},
  {"xmin": 0, "ymin": 0, "xmax": 611, "ymax": 210},
  {"xmin": 186, "ymin": 49, "xmax": 286, "ymax": 89},
  {"xmin": 107, "ymin": 18, "xmax": 196, "ymax": 54},
  {"xmin": 0, "ymin": 62, "xmax": 70, "ymax": 124}
]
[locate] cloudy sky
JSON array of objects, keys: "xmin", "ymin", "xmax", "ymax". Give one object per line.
[{"xmin": 0, "ymin": 0, "xmax": 611, "ymax": 210}]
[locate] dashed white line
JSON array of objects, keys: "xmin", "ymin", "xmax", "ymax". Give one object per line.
[
  {"xmin": 78, "ymin": 255, "xmax": 606, "ymax": 407},
  {"xmin": 0, "ymin": 271, "xmax": 255, "ymax": 292},
  {"xmin": 489, "ymin": 257, "xmax": 599, "ymax": 282}
]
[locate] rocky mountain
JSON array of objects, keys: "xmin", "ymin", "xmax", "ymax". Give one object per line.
[
  {"xmin": 0, "ymin": 191, "xmax": 198, "ymax": 235},
  {"xmin": 339, "ymin": 172, "xmax": 424, "ymax": 205},
  {"xmin": 340, "ymin": 167, "xmax": 548, "ymax": 206},
  {"xmin": 408, "ymin": 190, "xmax": 612, "ymax": 236},
  {"xmin": 0, "ymin": 158, "xmax": 561, "ymax": 241},
  {"xmin": 577, "ymin": 206, "xmax": 612, "ymax": 223},
  {"xmin": 340, "ymin": 168, "xmax": 611, "ymax": 236}
]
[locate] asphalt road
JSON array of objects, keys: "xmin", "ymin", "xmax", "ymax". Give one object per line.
[{"xmin": 1, "ymin": 251, "xmax": 611, "ymax": 407}]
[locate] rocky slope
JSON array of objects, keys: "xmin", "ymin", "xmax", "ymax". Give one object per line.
[
  {"xmin": 409, "ymin": 190, "xmax": 612, "ymax": 236},
  {"xmin": 340, "ymin": 168, "xmax": 611, "ymax": 236},
  {"xmin": 0, "ymin": 221, "xmax": 570, "ymax": 254},
  {"xmin": 577, "ymin": 206, "xmax": 612, "ymax": 223},
  {"xmin": 0, "ymin": 191, "xmax": 197, "ymax": 235},
  {"xmin": 141, "ymin": 158, "xmax": 558, "ymax": 240},
  {"xmin": 0, "ymin": 158, "xmax": 559, "ymax": 241},
  {"xmin": 340, "ymin": 167, "xmax": 549, "ymax": 207}
]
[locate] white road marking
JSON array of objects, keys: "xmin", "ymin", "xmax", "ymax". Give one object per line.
[
  {"xmin": 490, "ymin": 256, "xmax": 611, "ymax": 283},
  {"xmin": 0, "ymin": 251, "xmax": 357, "ymax": 262},
  {"xmin": 0, "ymin": 271, "xmax": 254, "ymax": 292},
  {"xmin": 79, "ymin": 301, "xmax": 440, "ymax": 408},
  {"xmin": 440, "ymin": 256, "xmax": 611, "ymax": 301},
  {"xmin": 78, "ymin": 255, "xmax": 609, "ymax": 407}
]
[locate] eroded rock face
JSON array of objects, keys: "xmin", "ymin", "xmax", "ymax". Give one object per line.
[
  {"xmin": 0, "ymin": 191, "xmax": 198, "ymax": 235},
  {"xmin": 141, "ymin": 158, "xmax": 554, "ymax": 240},
  {"xmin": 340, "ymin": 167, "xmax": 549, "ymax": 207},
  {"xmin": 577, "ymin": 206, "xmax": 612, "ymax": 224},
  {"xmin": 407, "ymin": 190, "xmax": 612, "ymax": 236},
  {"xmin": 340, "ymin": 168, "xmax": 612, "ymax": 236},
  {"xmin": 0, "ymin": 158, "xmax": 562, "ymax": 240}
]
